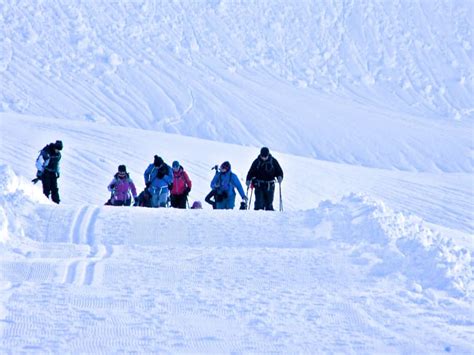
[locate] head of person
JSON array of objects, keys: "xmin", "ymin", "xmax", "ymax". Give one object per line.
[
  {"xmin": 172, "ymin": 160, "xmax": 180, "ymax": 172},
  {"xmin": 260, "ymin": 147, "xmax": 270, "ymax": 160},
  {"xmin": 117, "ymin": 164, "xmax": 127, "ymax": 178},
  {"xmin": 54, "ymin": 140, "xmax": 63, "ymax": 152},
  {"xmin": 220, "ymin": 161, "xmax": 231, "ymax": 173},
  {"xmin": 154, "ymin": 155, "xmax": 164, "ymax": 167}
]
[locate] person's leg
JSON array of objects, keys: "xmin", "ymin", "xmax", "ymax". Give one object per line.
[
  {"xmin": 264, "ymin": 184, "xmax": 275, "ymax": 210},
  {"xmin": 158, "ymin": 190, "xmax": 169, "ymax": 207},
  {"xmin": 254, "ymin": 187, "xmax": 265, "ymax": 210},
  {"xmin": 224, "ymin": 195, "xmax": 236, "ymax": 209},
  {"xmin": 41, "ymin": 174, "xmax": 52, "ymax": 199},
  {"xmin": 178, "ymin": 194, "xmax": 187, "ymax": 209},
  {"xmin": 150, "ymin": 190, "xmax": 160, "ymax": 208},
  {"xmin": 50, "ymin": 176, "xmax": 60, "ymax": 204},
  {"xmin": 170, "ymin": 195, "xmax": 179, "ymax": 208}
]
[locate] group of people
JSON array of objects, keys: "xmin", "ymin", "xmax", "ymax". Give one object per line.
[{"xmin": 34, "ymin": 141, "xmax": 284, "ymax": 211}]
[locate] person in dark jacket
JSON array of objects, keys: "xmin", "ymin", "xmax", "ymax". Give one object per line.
[
  {"xmin": 35, "ymin": 140, "xmax": 63, "ymax": 204},
  {"xmin": 246, "ymin": 147, "xmax": 283, "ymax": 211}
]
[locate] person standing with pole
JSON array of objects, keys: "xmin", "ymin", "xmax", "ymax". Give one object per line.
[
  {"xmin": 34, "ymin": 140, "xmax": 63, "ymax": 204},
  {"xmin": 246, "ymin": 147, "xmax": 283, "ymax": 211}
]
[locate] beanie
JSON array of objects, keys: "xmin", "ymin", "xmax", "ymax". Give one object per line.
[
  {"xmin": 220, "ymin": 161, "xmax": 231, "ymax": 171},
  {"xmin": 54, "ymin": 140, "xmax": 63, "ymax": 150},
  {"xmin": 172, "ymin": 161, "xmax": 180, "ymax": 169},
  {"xmin": 118, "ymin": 164, "xmax": 127, "ymax": 173},
  {"xmin": 154, "ymin": 155, "xmax": 164, "ymax": 167},
  {"xmin": 260, "ymin": 147, "xmax": 270, "ymax": 157}
]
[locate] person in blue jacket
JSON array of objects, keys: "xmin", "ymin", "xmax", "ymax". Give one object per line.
[
  {"xmin": 210, "ymin": 161, "xmax": 247, "ymax": 210},
  {"xmin": 144, "ymin": 155, "xmax": 173, "ymax": 207}
]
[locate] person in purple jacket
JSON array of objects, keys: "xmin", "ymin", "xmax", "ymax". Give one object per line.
[
  {"xmin": 210, "ymin": 161, "xmax": 247, "ymax": 210},
  {"xmin": 107, "ymin": 165, "xmax": 138, "ymax": 206}
]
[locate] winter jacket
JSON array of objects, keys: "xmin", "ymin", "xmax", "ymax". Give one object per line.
[
  {"xmin": 144, "ymin": 163, "xmax": 173, "ymax": 191},
  {"xmin": 246, "ymin": 154, "xmax": 283, "ymax": 182},
  {"xmin": 211, "ymin": 170, "xmax": 246, "ymax": 200},
  {"xmin": 171, "ymin": 167, "xmax": 192, "ymax": 196},
  {"xmin": 36, "ymin": 144, "xmax": 62, "ymax": 175},
  {"xmin": 108, "ymin": 173, "xmax": 137, "ymax": 202}
]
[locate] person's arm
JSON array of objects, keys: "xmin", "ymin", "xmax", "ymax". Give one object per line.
[
  {"xmin": 184, "ymin": 171, "xmax": 192, "ymax": 191},
  {"xmin": 144, "ymin": 164, "xmax": 153, "ymax": 185},
  {"xmin": 107, "ymin": 178, "xmax": 117, "ymax": 192},
  {"xmin": 246, "ymin": 159, "xmax": 258, "ymax": 181},
  {"xmin": 274, "ymin": 158, "xmax": 284, "ymax": 181},
  {"xmin": 210, "ymin": 173, "xmax": 219, "ymax": 189},
  {"xmin": 129, "ymin": 180, "xmax": 138, "ymax": 198},
  {"xmin": 232, "ymin": 174, "xmax": 246, "ymax": 199}
]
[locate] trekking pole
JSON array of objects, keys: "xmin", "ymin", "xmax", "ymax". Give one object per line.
[
  {"xmin": 245, "ymin": 186, "xmax": 249, "ymax": 208},
  {"xmin": 248, "ymin": 186, "xmax": 253, "ymax": 210},
  {"xmin": 279, "ymin": 182, "xmax": 283, "ymax": 212}
]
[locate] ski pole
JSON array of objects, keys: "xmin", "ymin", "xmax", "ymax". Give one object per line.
[
  {"xmin": 279, "ymin": 182, "xmax": 283, "ymax": 212},
  {"xmin": 248, "ymin": 186, "xmax": 253, "ymax": 210}
]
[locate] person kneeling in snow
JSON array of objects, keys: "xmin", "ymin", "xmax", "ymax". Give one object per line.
[{"xmin": 107, "ymin": 165, "xmax": 137, "ymax": 206}]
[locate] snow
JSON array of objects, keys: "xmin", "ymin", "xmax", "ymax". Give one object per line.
[{"xmin": 0, "ymin": 0, "xmax": 473, "ymax": 353}]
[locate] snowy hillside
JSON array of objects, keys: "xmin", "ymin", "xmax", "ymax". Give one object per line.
[
  {"xmin": 1, "ymin": 0, "xmax": 473, "ymax": 171},
  {"xmin": 0, "ymin": 0, "xmax": 473, "ymax": 353},
  {"xmin": 0, "ymin": 164, "xmax": 472, "ymax": 353}
]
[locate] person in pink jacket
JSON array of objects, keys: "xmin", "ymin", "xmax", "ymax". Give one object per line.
[
  {"xmin": 170, "ymin": 161, "xmax": 192, "ymax": 209},
  {"xmin": 107, "ymin": 165, "xmax": 138, "ymax": 206}
]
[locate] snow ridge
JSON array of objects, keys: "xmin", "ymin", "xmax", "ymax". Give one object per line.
[{"xmin": 308, "ymin": 194, "xmax": 472, "ymax": 297}]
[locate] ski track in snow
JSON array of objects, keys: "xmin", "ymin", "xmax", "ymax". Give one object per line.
[
  {"xmin": 63, "ymin": 205, "xmax": 112, "ymax": 286},
  {"xmin": 0, "ymin": 195, "xmax": 472, "ymax": 353}
]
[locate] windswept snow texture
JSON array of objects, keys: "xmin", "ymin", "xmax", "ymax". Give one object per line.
[
  {"xmin": 0, "ymin": 169, "xmax": 472, "ymax": 353},
  {"xmin": 0, "ymin": 0, "xmax": 473, "ymax": 171},
  {"xmin": 0, "ymin": 0, "xmax": 473, "ymax": 353}
]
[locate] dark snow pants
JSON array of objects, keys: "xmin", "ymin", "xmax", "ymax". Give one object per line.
[
  {"xmin": 170, "ymin": 194, "xmax": 187, "ymax": 209},
  {"xmin": 41, "ymin": 171, "xmax": 60, "ymax": 204},
  {"xmin": 254, "ymin": 181, "xmax": 275, "ymax": 211}
]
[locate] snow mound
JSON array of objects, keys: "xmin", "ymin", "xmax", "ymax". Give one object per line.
[
  {"xmin": 0, "ymin": 164, "xmax": 48, "ymax": 243},
  {"xmin": 308, "ymin": 194, "xmax": 472, "ymax": 297}
]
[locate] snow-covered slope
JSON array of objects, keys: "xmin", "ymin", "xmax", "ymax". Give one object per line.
[
  {"xmin": 1, "ymin": 0, "xmax": 473, "ymax": 171},
  {"xmin": 0, "ymin": 165, "xmax": 472, "ymax": 353},
  {"xmin": 0, "ymin": 0, "xmax": 473, "ymax": 352}
]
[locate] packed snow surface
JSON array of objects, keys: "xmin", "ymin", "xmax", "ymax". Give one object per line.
[{"xmin": 0, "ymin": 0, "xmax": 473, "ymax": 353}]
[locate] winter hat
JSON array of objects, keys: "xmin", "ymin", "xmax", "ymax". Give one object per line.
[
  {"xmin": 260, "ymin": 147, "xmax": 269, "ymax": 157},
  {"xmin": 191, "ymin": 201, "xmax": 202, "ymax": 209},
  {"xmin": 54, "ymin": 140, "xmax": 63, "ymax": 150},
  {"xmin": 118, "ymin": 164, "xmax": 127, "ymax": 173},
  {"xmin": 172, "ymin": 161, "xmax": 180, "ymax": 169},
  {"xmin": 220, "ymin": 161, "xmax": 231, "ymax": 171},
  {"xmin": 154, "ymin": 155, "xmax": 164, "ymax": 167}
]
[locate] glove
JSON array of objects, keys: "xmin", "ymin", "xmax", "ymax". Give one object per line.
[
  {"xmin": 56, "ymin": 172, "xmax": 60, "ymax": 178},
  {"xmin": 277, "ymin": 176, "xmax": 283, "ymax": 183},
  {"xmin": 145, "ymin": 181, "xmax": 151, "ymax": 188},
  {"xmin": 185, "ymin": 187, "xmax": 191, "ymax": 195},
  {"xmin": 36, "ymin": 170, "xmax": 43, "ymax": 178},
  {"xmin": 168, "ymin": 183, "xmax": 174, "ymax": 190},
  {"xmin": 246, "ymin": 180, "xmax": 251, "ymax": 187}
]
